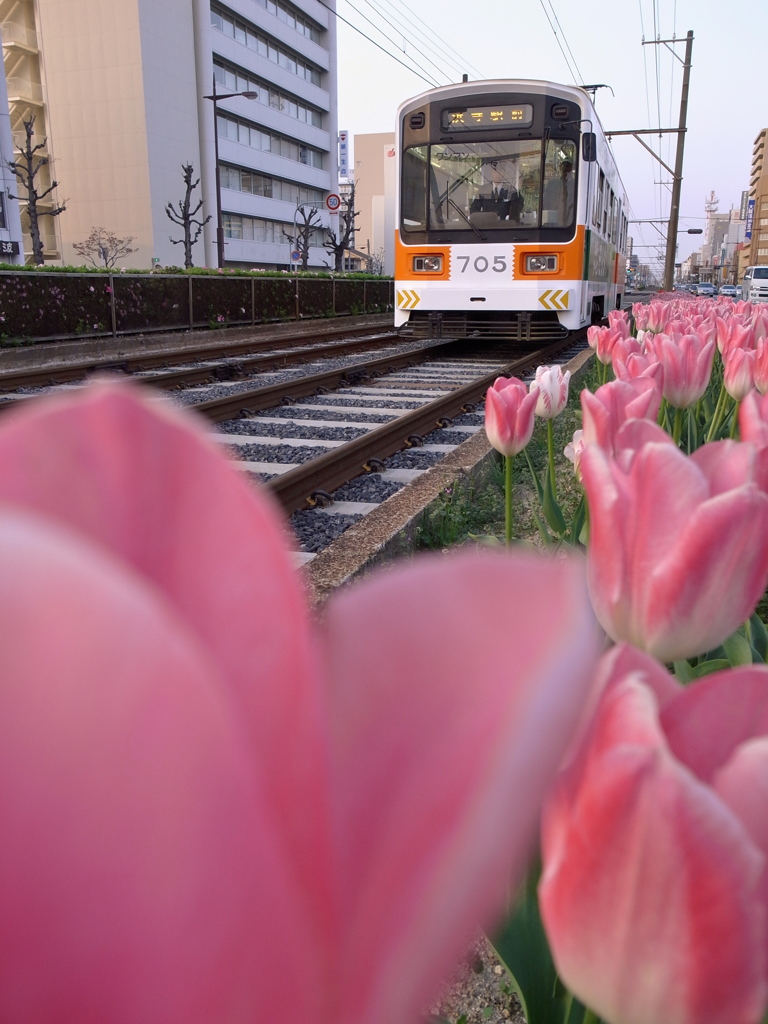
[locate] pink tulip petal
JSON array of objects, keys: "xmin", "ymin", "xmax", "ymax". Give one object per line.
[
  {"xmin": 0, "ymin": 507, "xmax": 317, "ymax": 1024},
  {"xmin": 597, "ymin": 643, "xmax": 683, "ymax": 710},
  {"xmin": 661, "ymin": 666, "xmax": 768, "ymax": 784},
  {"xmin": 321, "ymin": 551, "xmax": 600, "ymax": 1024},
  {"xmin": 690, "ymin": 439, "xmax": 756, "ymax": 495},
  {"xmin": 714, "ymin": 738, "xmax": 768, "ymax": 947},
  {"xmin": 644, "ymin": 490, "xmax": 768, "ymax": 662},
  {"xmin": 0, "ymin": 381, "xmax": 330, "ymax": 910},
  {"xmin": 541, "ymin": 677, "xmax": 767, "ymax": 1024}
]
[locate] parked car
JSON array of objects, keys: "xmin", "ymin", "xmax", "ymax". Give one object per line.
[
  {"xmin": 718, "ymin": 284, "xmax": 738, "ymax": 298},
  {"xmin": 695, "ymin": 282, "xmax": 716, "ymax": 297},
  {"xmin": 736, "ymin": 285, "xmax": 743, "ymax": 299}
]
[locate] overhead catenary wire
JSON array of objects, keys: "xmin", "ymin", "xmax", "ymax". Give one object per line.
[
  {"xmin": 537, "ymin": 0, "xmax": 580, "ymax": 83},
  {"xmin": 382, "ymin": 0, "xmax": 487, "ymax": 80},
  {"xmin": 543, "ymin": 0, "xmax": 585, "ymax": 84},
  {"xmin": 313, "ymin": 0, "xmax": 438, "ymax": 87},
  {"xmin": 358, "ymin": 0, "xmax": 487, "ymax": 83},
  {"xmin": 345, "ymin": 0, "xmax": 454, "ymax": 86}
]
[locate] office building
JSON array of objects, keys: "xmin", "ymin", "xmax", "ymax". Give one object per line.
[{"xmin": 0, "ymin": 0, "xmax": 338, "ymax": 268}]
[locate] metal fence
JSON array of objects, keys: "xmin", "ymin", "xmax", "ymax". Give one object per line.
[{"xmin": 0, "ymin": 272, "xmax": 395, "ymax": 344}]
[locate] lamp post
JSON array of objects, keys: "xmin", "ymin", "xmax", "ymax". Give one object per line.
[{"xmin": 203, "ymin": 75, "xmax": 257, "ymax": 269}]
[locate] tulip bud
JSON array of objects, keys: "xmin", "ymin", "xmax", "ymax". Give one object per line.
[
  {"xmin": 484, "ymin": 377, "xmax": 539, "ymax": 457},
  {"xmin": 533, "ymin": 365, "xmax": 570, "ymax": 420}
]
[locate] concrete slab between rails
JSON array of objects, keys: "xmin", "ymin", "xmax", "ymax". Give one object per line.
[
  {"xmin": 0, "ymin": 313, "xmax": 393, "ymax": 372},
  {"xmin": 302, "ymin": 344, "xmax": 594, "ymax": 610}
]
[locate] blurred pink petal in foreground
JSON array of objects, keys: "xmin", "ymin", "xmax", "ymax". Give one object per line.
[
  {"xmin": 0, "ymin": 381, "xmax": 601, "ymax": 1024},
  {"xmin": 580, "ymin": 377, "xmax": 661, "ymax": 456},
  {"xmin": 581, "ymin": 420, "xmax": 768, "ymax": 661},
  {"xmin": 540, "ymin": 644, "xmax": 768, "ymax": 1024}
]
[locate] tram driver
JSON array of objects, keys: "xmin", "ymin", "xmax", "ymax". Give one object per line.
[{"xmin": 542, "ymin": 159, "xmax": 575, "ymax": 227}]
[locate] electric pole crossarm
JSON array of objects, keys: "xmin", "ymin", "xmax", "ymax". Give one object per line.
[{"xmin": 608, "ymin": 133, "xmax": 678, "ymax": 178}]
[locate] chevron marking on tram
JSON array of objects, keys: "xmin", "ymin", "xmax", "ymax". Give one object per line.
[
  {"xmin": 397, "ymin": 289, "xmax": 421, "ymax": 309},
  {"xmin": 539, "ymin": 289, "xmax": 570, "ymax": 311}
]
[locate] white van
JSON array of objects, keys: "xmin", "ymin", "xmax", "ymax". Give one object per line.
[{"xmin": 741, "ymin": 266, "xmax": 768, "ymax": 303}]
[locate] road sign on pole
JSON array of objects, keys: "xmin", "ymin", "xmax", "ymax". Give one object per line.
[
  {"xmin": 291, "ymin": 250, "xmax": 301, "ymax": 262},
  {"xmin": 326, "ymin": 193, "xmax": 341, "ymax": 212}
]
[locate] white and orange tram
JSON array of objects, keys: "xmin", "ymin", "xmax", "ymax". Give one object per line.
[{"xmin": 395, "ymin": 79, "xmax": 628, "ymax": 343}]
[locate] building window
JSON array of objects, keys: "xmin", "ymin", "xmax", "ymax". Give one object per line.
[
  {"xmin": 252, "ymin": 0, "xmax": 322, "ymax": 42},
  {"xmin": 220, "ymin": 163, "xmax": 324, "ymax": 205},
  {"xmin": 217, "ymin": 113, "xmax": 323, "ymax": 168},
  {"xmin": 213, "ymin": 59, "xmax": 323, "ymax": 128},
  {"xmin": 211, "ymin": 5, "xmax": 323, "ymax": 85},
  {"xmin": 223, "ymin": 211, "xmax": 324, "ymax": 246}
]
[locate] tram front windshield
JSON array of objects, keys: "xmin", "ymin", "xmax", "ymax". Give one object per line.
[{"xmin": 401, "ymin": 138, "xmax": 577, "ymax": 234}]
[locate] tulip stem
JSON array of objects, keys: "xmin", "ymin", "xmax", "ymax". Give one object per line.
[
  {"xmin": 582, "ymin": 1012, "xmax": 602, "ymax": 1024},
  {"xmin": 730, "ymin": 400, "xmax": 740, "ymax": 439},
  {"xmin": 505, "ymin": 454, "xmax": 514, "ymax": 544},
  {"xmin": 547, "ymin": 419, "xmax": 556, "ymax": 488},
  {"xmin": 705, "ymin": 383, "xmax": 729, "ymax": 442},
  {"xmin": 672, "ymin": 406, "xmax": 684, "ymax": 446}
]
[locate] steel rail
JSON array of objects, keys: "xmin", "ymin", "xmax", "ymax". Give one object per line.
[
  {"xmin": 137, "ymin": 331, "xmax": 399, "ymax": 389},
  {"xmin": 0, "ymin": 320, "xmax": 393, "ymax": 391},
  {"xmin": 192, "ymin": 339, "xmax": 457, "ymax": 423},
  {"xmin": 265, "ymin": 335, "xmax": 578, "ymax": 514}
]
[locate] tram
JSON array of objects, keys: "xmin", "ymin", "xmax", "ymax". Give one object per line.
[{"xmin": 395, "ymin": 80, "xmax": 628, "ymax": 343}]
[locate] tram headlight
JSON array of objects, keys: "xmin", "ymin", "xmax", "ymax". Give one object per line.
[
  {"xmin": 413, "ymin": 256, "xmax": 443, "ymax": 272},
  {"xmin": 525, "ymin": 255, "xmax": 559, "ymax": 273}
]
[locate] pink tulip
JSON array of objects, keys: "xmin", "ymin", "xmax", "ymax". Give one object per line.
[
  {"xmin": 540, "ymin": 644, "xmax": 768, "ymax": 1024},
  {"xmin": 724, "ymin": 346, "xmax": 757, "ymax": 401},
  {"xmin": 646, "ymin": 300, "xmax": 673, "ymax": 334},
  {"xmin": 563, "ymin": 429, "xmax": 585, "ymax": 478},
  {"xmin": 484, "ymin": 376, "xmax": 539, "ymax": 457},
  {"xmin": 645, "ymin": 330, "xmax": 715, "ymax": 409},
  {"xmin": 754, "ymin": 338, "xmax": 768, "ymax": 395},
  {"xmin": 0, "ymin": 381, "xmax": 601, "ymax": 1024},
  {"xmin": 590, "ymin": 325, "xmax": 623, "ymax": 365},
  {"xmin": 534, "ymin": 364, "xmax": 570, "ymax": 419},
  {"xmin": 580, "ymin": 419, "xmax": 768, "ymax": 661},
  {"xmin": 740, "ymin": 389, "xmax": 768, "ymax": 448},
  {"xmin": 581, "ymin": 377, "xmax": 661, "ymax": 455},
  {"xmin": 606, "ymin": 309, "xmax": 630, "ymax": 335}
]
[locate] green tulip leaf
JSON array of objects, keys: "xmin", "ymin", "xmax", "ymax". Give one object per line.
[
  {"xmin": 524, "ymin": 448, "xmax": 544, "ymax": 502},
  {"xmin": 749, "ymin": 613, "xmax": 768, "ymax": 661},
  {"xmin": 543, "ymin": 464, "xmax": 568, "ymax": 537},
  {"xmin": 490, "ymin": 867, "xmax": 587, "ymax": 1024},
  {"xmin": 672, "ymin": 659, "xmax": 696, "ymax": 683},
  {"xmin": 692, "ymin": 658, "xmax": 731, "ymax": 677},
  {"xmin": 723, "ymin": 630, "xmax": 753, "ymax": 667}
]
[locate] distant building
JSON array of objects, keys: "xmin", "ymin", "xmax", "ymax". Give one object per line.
[
  {"xmin": 0, "ymin": 0, "xmax": 338, "ymax": 268},
  {"xmin": 744, "ymin": 127, "xmax": 768, "ymax": 269},
  {"xmin": 352, "ymin": 131, "xmax": 395, "ymax": 275}
]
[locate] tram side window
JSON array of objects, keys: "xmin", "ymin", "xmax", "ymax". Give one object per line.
[
  {"xmin": 593, "ymin": 169, "xmax": 604, "ymax": 230},
  {"xmin": 402, "ymin": 146, "xmax": 428, "ymax": 232},
  {"xmin": 541, "ymin": 139, "xmax": 576, "ymax": 227},
  {"xmin": 603, "ymin": 186, "xmax": 612, "ymax": 237}
]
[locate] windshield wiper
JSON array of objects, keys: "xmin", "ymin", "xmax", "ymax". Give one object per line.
[{"xmin": 447, "ymin": 198, "xmax": 487, "ymax": 240}]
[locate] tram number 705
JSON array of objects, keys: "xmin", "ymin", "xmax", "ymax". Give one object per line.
[{"xmin": 456, "ymin": 255, "xmax": 507, "ymax": 273}]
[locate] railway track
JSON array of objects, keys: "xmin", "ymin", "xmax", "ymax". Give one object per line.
[{"xmin": 0, "ymin": 317, "xmax": 589, "ymax": 564}]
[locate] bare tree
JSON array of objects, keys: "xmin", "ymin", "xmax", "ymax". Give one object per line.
[
  {"xmin": 283, "ymin": 205, "xmax": 322, "ymax": 271},
  {"xmin": 367, "ymin": 246, "xmax": 386, "ymax": 276},
  {"xmin": 8, "ymin": 116, "xmax": 66, "ymax": 265},
  {"xmin": 324, "ymin": 183, "xmax": 359, "ymax": 272},
  {"xmin": 72, "ymin": 227, "xmax": 138, "ymax": 268},
  {"xmin": 165, "ymin": 163, "xmax": 211, "ymax": 268}
]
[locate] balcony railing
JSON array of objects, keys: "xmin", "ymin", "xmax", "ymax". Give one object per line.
[
  {"xmin": 1, "ymin": 22, "xmax": 38, "ymax": 50},
  {"xmin": 5, "ymin": 77, "xmax": 43, "ymax": 104},
  {"xmin": 12, "ymin": 129, "xmax": 46, "ymax": 152}
]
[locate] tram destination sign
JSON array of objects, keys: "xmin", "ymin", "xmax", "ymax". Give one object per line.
[{"xmin": 441, "ymin": 104, "xmax": 533, "ymax": 131}]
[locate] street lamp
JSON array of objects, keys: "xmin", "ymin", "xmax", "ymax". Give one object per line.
[{"xmin": 203, "ymin": 75, "xmax": 257, "ymax": 269}]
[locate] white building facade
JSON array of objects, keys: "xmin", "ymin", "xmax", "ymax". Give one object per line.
[{"xmin": 0, "ymin": 0, "xmax": 338, "ymax": 269}]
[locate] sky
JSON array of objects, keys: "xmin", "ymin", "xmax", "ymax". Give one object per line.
[{"xmin": 334, "ymin": 0, "xmax": 767, "ymax": 272}]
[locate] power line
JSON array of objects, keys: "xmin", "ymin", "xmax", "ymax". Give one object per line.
[
  {"xmin": 314, "ymin": 0, "xmax": 437, "ymax": 87},
  {"xmin": 537, "ymin": 0, "xmax": 579, "ymax": 83},
  {"xmin": 345, "ymin": 0, "xmax": 451, "ymax": 85},
  {"xmin": 366, "ymin": 0, "xmax": 487, "ymax": 80},
  {"xmin": 544, "ymin": 0, "xmax": 585, "ymax": 84}
]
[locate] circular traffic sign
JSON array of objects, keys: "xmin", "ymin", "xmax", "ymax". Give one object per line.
[
  {"xmin": 291, "ymin": 250, "xmax": 301, "ymax": 261},
  {"xmin": 326, "ymin": 193, "xmax": 341, "ymax": 212}
]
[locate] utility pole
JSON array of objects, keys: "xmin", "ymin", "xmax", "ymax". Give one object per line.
[
  {"xmin": 662, "ymin": 31, "xmax": 694, "ymax": 292},
  {"xmin": 606, "ymin": 31, "xmax": 694, "ymax": 292}
]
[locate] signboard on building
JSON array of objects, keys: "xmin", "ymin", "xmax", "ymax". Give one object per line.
[
  {"xmin": 0, "ymin": 240, "xmax": 19, "ymax": 256},
  {"xmin": 338, "ymin": 131, "xmax": 349, "ymax": 179},
  {"xmin": 740, "ymin": 190, "xmax": 750, "ymax": 221},
  {"xmin": 746, "ymin": 198, "xmax": 755, "ymax": 240}
]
